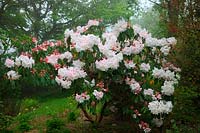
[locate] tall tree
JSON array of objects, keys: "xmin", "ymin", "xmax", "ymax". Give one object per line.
[{"xmin": 15, "ymin": 0, "xmax": 138, "ymax": 42}]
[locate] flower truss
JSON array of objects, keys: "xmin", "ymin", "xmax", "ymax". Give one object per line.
[{"xmin": 3, "ymin": 19, "xmax": 180, "ymax": 132}]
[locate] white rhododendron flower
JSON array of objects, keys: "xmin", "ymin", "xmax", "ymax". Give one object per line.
[
  {"xmin": 148, "ymin": 100, "xmax": 173, "ymax": 115},
  {"xmin": 59, "ymin": 51, "xmax": 72, "ymax": 61},
  {"xmin": 140, "ymin": 63, "xmax": 151, "ymax": 72},
  {"xmin": 167, "ymin": 37, "xmax": 177, "ymax": 45},
  {"xmin": 160, "ymin": 46, "xmax": 171, "ymax": 56},
  {"xmin": 55, "ymin": 76, "xmax": 72, "ymax": 89},
  {"xmin": 126, "ymin": 78, "xmax": 142, "ymax": 94},
  {"xmin": 64, "ymin": 29, "xmax": 74, "ymax": 39},
  {"xmin": 161, "ymin": 81, "xmax": 175, "ymax": 96},
  {"xmin": 122, "ymin": 40, "xmax": 144, "ymax": 55},
  {"xmin": 5, "ymin": 58, "xmax": 15, "ymax": 68},
  {"xmin": 72, "ymin": 60, "xmax": 85, "ymax": 69},
  {"xmin": 112, "ymin": 19, "xmax": 127, "ymax": 36},
  {"xmin": 144, "ymin": 88, "xmax": 154, "ymax": 96},
  {"xmin": 152, "ymin": 67, "xmax": 176, "ymax": 81},
  {"xmin": 93, "ymin": 90, "xmax": 104, "ymax": 100},
  {"xmin": 87, "ymin": 19, "xmax": 99, "ymax": 27},
  {"xmin": 57, "ymin": 67, "xmax": 87, "ymax": 81},
  {"xmin": 124, "ymin": 60, "xmax": 135, "ymax": 69},
  {"xmin": 75, "ymin": 93, "xmax": 90, "ymax": 103},
  {"xmin": 71, "ymin": 34, "xmax": 100, "ymax": 52},
  {"xmin": 16, "ymin": 55, "xmax": 35, "ymax": 68},
  {"xmin": 7, "ymin": 70, "xmax": 21, "ymax": 80},
  {"xmin": 95, "ymin": 53, "xmax": 123, "ymax": 71},
  {"xmin": 45, "ymin": 54, "xmax": 60, "ymax": 65}
]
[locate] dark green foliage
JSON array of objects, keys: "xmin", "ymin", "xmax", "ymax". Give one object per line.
[
  {"xmin": 67, "ymin": 112, "xmax": 77, "ymax": 122},
  {"xmin": 0, "ymin": 113, "xmax": 13, "ymax": 132},
  {"xmin": 17, "ymin": 122, "xmax": 32, "ymax": 132},
  {"xmin": 46, "ymin": 117, "xmax": 70, "ymax": 133},
  {"xmin": 172, "ymin": 86, "xmax": 200, "ymax": 122},
  {"xmin": 175, "ymin": 30, "xmax": 200, "ymax": 87},
  {"xmin": 17, "ymin": 114, "xmax": 32, "ymax": 132}
]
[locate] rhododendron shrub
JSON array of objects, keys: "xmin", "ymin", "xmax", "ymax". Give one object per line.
[{"xmin": 3, "ymin": 19, "xmax": 180, "ymax": 132}]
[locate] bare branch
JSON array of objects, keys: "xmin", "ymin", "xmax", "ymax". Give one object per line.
[{"xmin": 148, "ymin": 0, "xmax": 165, "ymax": 8}]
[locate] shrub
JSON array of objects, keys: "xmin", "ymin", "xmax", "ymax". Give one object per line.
[
  {"xmin": 0, "ymin": 113, "xmax": 13, "ymax": 132},
  {"xmin": 19, "ymin": 98, "xmax": 38, "ymax": 113},
  {"xmin": 67, "ymin": 111, "xmax": 78, "ymax": 122},
  {"xmin": 46, "ymin": 117, "xmax": 70, "ymax": 133},
  {"xmin": 17, "ymin": 114, "xmax": 32, "ymax": 132},
  {"xmin": 3, "ymin": 19, "xmax": 180, "ymax": 132}
]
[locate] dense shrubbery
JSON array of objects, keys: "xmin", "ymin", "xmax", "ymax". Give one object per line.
[
  {"xmin": 46, "ymin": 117, "xmax": 70, "ymax": 133},
  {"xmin": 175, "ymin": 29, "xmax": 200, "ymax": 87}
]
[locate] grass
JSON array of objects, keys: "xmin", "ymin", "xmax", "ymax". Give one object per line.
[{"xmin": 9, "ymin": 89, "xmax": 80, "ymax": 132}]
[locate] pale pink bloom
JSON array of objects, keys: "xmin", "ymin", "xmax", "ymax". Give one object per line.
[
  {"xmin": 72, "ymin": 60, "xmax": 85, "ymax": 68},
  {"xmin": 87, "ymin": 19, "xmax": 99, "ymax": 27},
  {"xmin": 93, "ymin": 90, "xmax": 104, "ymax": 100},
  {"xmin": 45, "ymin": 54, "xmax": 60, "ymax": 65},
  {"xmin": 57, "ymin": 67, "xmax": 87, "ymax": 81},
  {"xmin": 144, "ymin": 88, "xmax": 154, "ymax": 96},
  {"xmin": 7, "ymin": 70, "xmax": 21, "ymax": 80},
  {"xmin": 17, "ymin": 55, "xmax": 35, "ymax": 68},
  {"xmin": 32, "ymin": 37, "xmax": 38, "ymax": 44},
  {"xmin": 140, "ymin": 63, "xmax": 151, "ymax": 72},
  {"xmin": 75, "ymin": 93, "xmax": 90, "ymax": 103},
  {"xmin": 55, "ymin": 76, "xmax": 72, "ymax": 89},
  {"xmin": 124, "ymin": 60, "xmax": 135, "ymax": 69},
  {"xmin": 5, "ymin": 58, "xmax": 15, "ymax": 68},
  {"xmin": 59, "ymin": 51, "xmax": 72, "ymax": 61}
]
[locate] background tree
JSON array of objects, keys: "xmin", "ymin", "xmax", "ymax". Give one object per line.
[{"xmin": 15, "ymin": 0, "xmax": 138, "ymax": 42}]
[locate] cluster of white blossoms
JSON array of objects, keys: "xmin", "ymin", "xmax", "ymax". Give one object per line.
[
  {"xmin": 161, "ymin": 81, "xmax": 175, "ymax": 96},
  {"xmin": 72, "ymin": 60, "xmax": 85, "ymax": 69},
  {"xmin": 5, "ymin": 55, "xmax": 35, "ymax": 69},
  {"xmin": 145, "ymin": 37, "xmax": 177, "ymax": 48},
  {"xmin": 125, "ymin": 78, "xmax": 142, "ymax": 95},
  {"xmin": 75, "ymin": 93, "xmax": 90, "ymax": 103},
  {"xmin": 95, "ymin": 53, "xmax": 123, "ymax": 71},
  {"xmin": 140, "ymin": 63, "xmax": 151, "ymax": 72},
  {"xmin": 15, "ymin": 55, "xmax": 35, "ymax": 68},
  {"xmin": 93, "ymin": 90, "xmax": 104, "ymax": 100},
  {"xmin": 99, "ymin": 32, "xmax": 120, "ymax": 58},
  {"xmin": 55, "ymin": 67, "xmax": 87, "ymax": 89},
  {"xmin": 5, "ymin": 58, "xmax": 15, "ymax": 68},
  {"xmin": 122, "ymin": 40, "xmax": 144, "ymax": 55},
  {"xmin": 148, "ymin": 100, "xmax": 173, "ymax": 115},
  {"xmin": 143, "ymin": 88, "xmax": 154, "ymax": 96},
  {"xmin": 143, "ymin": 88, "xmax": 162, "ymax": 100},
  {"xmin": 124, "ymin": 60, "xmax": 136, "ymax": 69},
  {"xmin": 152, "ymin": 67, "xmax": 176, "ymax": 81},
  {"xmin": 112, "ymin": 19, "xmax": 128, "ymax": 36},
  {"xmin": 55, "ymin": 77, "xmax": 71, "ymax": 89},
  {"xmin": 45, "ymin": 51, "xmax": 72, "ymax": 65},
  {"xmin": 71, "ymin": 34, "xmax": 101, "ymax": 52},
  {"xmin": 7, "ymin": 70, "xmax": 21, "ymax": 80}
]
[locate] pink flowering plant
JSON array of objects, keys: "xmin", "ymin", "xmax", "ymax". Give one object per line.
[{"xmin": 3, "ymin": 19, "xmax": 181, "ymax": 132}]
